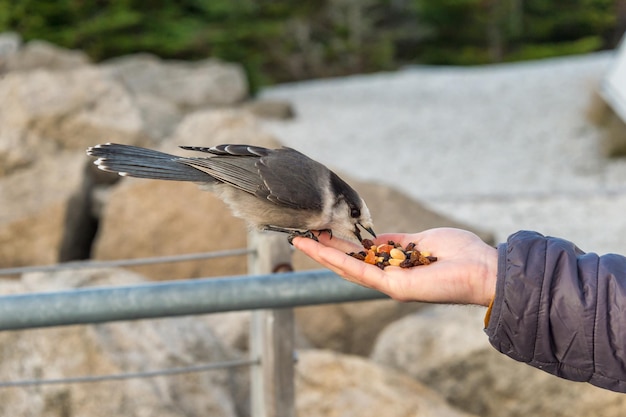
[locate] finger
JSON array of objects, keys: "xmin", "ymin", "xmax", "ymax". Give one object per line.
[
  {"xmin": 314, "ymin": 233, "xmax": 362, "ymax": 253},
  {"xmin": 293, "ymin": 236, "xmax": 389, "ymax": 291}
]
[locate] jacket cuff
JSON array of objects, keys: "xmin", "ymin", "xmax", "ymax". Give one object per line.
[{"xmin": 484, "ymin": 242, "xmax": 508, "ymax": 332}]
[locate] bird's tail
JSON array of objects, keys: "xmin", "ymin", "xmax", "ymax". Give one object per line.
[{"xmin": 86, "ymin": 143, "xmax": 210, "ymax": 182}]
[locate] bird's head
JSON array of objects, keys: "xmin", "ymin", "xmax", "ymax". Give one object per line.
[{"xmin": 327, "ymin": 173, "xmax": 376, "ymax": 242}]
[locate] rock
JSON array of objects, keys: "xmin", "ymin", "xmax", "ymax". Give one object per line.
[
  {"xmin": 587, "ymin": 89, "xmax": 626, "ymax": 157},
  {"xmin": 371, "ymin": 306, "xmax": 490, "ymax": 376},
  {"xmin": 296, "ymin": 349, "xmax": 477, "ymax": 417},
  {"xmin": 295, "ymin": 300, "xmax": 425, "ymax": 356},
  {"xmin": 101, "ymin": 53, "xmax": 248, "ymax": 110},
  {"xmin": 0, "ymin": 68, "xmax": 150, "ymax": 175},
  {"xmin": 92, "ymin": 177, "xmax": 250, "ymax": 280},
  {"xmin": 3, "ymin": 39, "xmax": 90, "ymax": 72},
  {"xmin": 242, "ymin": 99, "xmax": 295, "ymax": 119},
  {"xmin": 0, "ymin": 268, "xmax": 244, "ymax": 417},
  {"xmin": 371, "ymin": 305, "xmax": 626, "ymax": 417},
  {"xmin": 601, "ymin": 114, "xmax": 626, "ymax": 157},
  {"xmin": 134, "ymin": 93, "xmax": 183, "ymax": 142},
  {"xmin": 0, "ymin": 151, "xmax": 86, "ymax": 269},
  {"xmin": 0, "ymin": 32, "xmax": 21, "ymax": 72},
  {"xmin": 170, "ymin": 108, "xmax": 280, "ymax": 147}
]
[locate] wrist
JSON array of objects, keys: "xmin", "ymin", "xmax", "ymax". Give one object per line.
[{"xmin": 478, "ymin": 246, "xmax": 498, "ymax": 307}]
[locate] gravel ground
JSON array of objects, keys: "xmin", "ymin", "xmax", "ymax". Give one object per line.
[{"xmin": 260, "ymin": 52, "xmax": 626, "ymax": 255}]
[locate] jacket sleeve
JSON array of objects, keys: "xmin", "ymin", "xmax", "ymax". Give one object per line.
[{"xmin": 485, "ymin": 230, "xmax": 626, "ymax": 393}]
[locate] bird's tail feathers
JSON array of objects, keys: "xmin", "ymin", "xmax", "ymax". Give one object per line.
[{"xmin": 87, "ymin": 143, "xmax": 210, "ymax": 182}]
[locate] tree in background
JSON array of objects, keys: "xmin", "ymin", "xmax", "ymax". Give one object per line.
[{"xmin": 0, "ymin": 0, "xmax": 621, "ymax": 88}]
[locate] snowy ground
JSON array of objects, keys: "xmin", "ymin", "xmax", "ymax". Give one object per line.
[{"xmin": 260, "ymin": 52, "xmax": 626, "ymax": 255}]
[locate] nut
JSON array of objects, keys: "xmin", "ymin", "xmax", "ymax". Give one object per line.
[{"xmin": 389, "ymin": 248, "xmax": 406, "ymax": 261}]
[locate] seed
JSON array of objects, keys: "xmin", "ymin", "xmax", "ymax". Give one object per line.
[
  {"xmin": 405, "ymin": 242, "xmax": 416, "ymax": 252},
  {"xmin": 389, "ymin": 248, "xmax": 406, "ymax": 261}
]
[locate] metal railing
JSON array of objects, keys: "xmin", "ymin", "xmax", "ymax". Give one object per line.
[{"xmin": 0, "ymin": 231, "xmax": 387, "ymax": 417}]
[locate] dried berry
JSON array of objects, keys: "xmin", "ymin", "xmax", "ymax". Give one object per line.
[
  {"xmin": 348, "ymin": 252, "xmax": 366, "ymax": 261},
  {"xmin": 364, "ymin": 250, "xmax": 377, "ymax": 265},
  {"xmin": 400, "ymin": 259, "xmax": 413, "ymax": 268},
  {"xmin": 361, "ymin": 239, "xmax": 375, "ymax": 250},
  {"xmin": 376, "ymin": 244, "xmax": 394, "ymax": 254}
]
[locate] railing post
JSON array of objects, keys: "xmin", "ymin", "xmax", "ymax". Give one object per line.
[{"xmin": 248, "ymin": 230, "xmax": 296, "ymax": 417}]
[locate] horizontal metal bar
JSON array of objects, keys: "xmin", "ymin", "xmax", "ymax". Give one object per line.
[
  {"xmin": 0, "ymin": 358, "xmax": 259, "ymax": 388},
  {"xmin": 0, "ymin": 248, "xmax": 254, "ymax": 276},
  {"xmin": 0, "ymin": 270, "xmax": 387, "ymax": 331}
]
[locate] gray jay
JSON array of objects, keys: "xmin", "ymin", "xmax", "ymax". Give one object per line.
[{"xmin": 86, "ymin": 143, "xmax": 376, "ymax": 242}]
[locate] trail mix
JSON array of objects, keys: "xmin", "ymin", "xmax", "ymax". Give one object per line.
[{"xmin": 348, "ymin": 239, "xmax": 437, "ymax": 270}]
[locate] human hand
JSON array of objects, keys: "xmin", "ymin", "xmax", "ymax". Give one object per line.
[{"xmin": 293, "ymin": 228, "xmax": 497, "ymax": 307}]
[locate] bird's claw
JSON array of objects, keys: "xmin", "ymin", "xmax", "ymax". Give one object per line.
[
  {"xmin": 286, "ymin": 229, "xmax": 334, "ymax": 245},
  {"xmin": 287, "ymin": 230, "xmax": 318, "ymax": 245}
]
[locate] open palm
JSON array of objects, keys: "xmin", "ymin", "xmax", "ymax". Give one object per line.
[{"xmin": 293, "ymin": 227, "xmax": 497, "ymax": 306}]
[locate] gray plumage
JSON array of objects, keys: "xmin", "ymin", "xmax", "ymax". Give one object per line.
[{"xmin": 86, "ymin": 143, "xmax": 375, "ymax": 242}]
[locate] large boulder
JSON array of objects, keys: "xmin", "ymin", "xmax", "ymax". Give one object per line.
[
  {"xmin": 2, "ymin": 39, "xmax": 90, "ymax": 72},
  {"xmin": 0, "ymin": 67, "xmax": 151, "ymax": 175},
  {"xmin": 0, "ymin": 32, "xmax": 21, "ymax": 72},
  {"xmin": 0, "ymin": 151, "xmax": 86, "ymax": 269},
  {"xmin": 101, "ymin": 53, "xmax": 248, "ymax": 110},
  {"xmin": 92, "ymin": 177, "xmax": 250, "ymax": 280},
  {"xmin": 371, "ymin": 305, "xmax": 626, "ymax": 417},
  {"xmin": 295, "ymin": 349, "xmax": 477, "ymax": 417},
  {"xmin": 0, "ymin": 268, "xmax": 246, "ymax": 417}
]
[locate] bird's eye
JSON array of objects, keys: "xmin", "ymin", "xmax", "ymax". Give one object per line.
[{"xmin": 350, "ymin": 208, "xmax": 361, "ymax": 218}]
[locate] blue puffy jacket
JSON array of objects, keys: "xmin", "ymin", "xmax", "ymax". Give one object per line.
[{"xmin": 485, "ymin": 231, "xmax": 626, "ymax": 393}]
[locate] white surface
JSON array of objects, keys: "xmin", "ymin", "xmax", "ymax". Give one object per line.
[{"xmin": 260, "ymin": 52, "xmax": 626, "ymax": 255}]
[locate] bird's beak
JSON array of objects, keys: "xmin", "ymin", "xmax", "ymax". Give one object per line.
[
  {"xmin": 354, "ymin": 223, "xmax": 376, "ymax": 242},
  {"xmin": 364, "ymin": 225, "xmax": 376, "ymax": 238}
]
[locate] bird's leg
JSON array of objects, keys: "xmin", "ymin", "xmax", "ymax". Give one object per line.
[{"xmin": 260, "ymin": 225, "xmax": 319, "ymax": 244}]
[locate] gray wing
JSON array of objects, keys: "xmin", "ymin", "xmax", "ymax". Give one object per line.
[{"xmin": 179, "ymin": 145, "xmax": 324, "ymax": 210}]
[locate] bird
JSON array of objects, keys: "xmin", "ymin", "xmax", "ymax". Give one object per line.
[{"xmin": 86, "ymin": 143, "xmax": 376, "ymax": 243}]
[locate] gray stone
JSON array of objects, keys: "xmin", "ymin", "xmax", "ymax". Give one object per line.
[{"xmin": 102, "ymin": 53, "xmax": 248, "ymax": 110}]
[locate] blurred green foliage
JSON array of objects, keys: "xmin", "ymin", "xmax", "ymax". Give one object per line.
[{"xmin": 0, "ymin": 0, "xmax": 621, "ymax": 89}]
